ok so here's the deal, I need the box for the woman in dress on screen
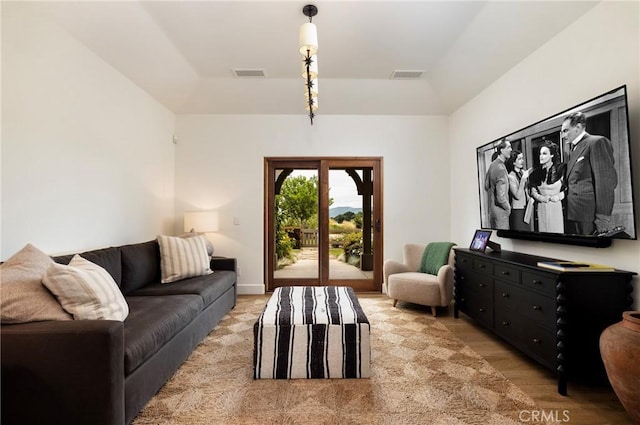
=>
[506,150,532,231]
[530,141,566,233]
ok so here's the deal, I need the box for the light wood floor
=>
[432,303,634,425]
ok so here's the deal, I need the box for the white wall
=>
[175,114,450,294]
[450,1,640,308]
[1,3,176,258]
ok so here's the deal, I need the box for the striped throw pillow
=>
[42,255,129,321]
[157,235,212,283]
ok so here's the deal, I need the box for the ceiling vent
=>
[233,69,266,78]
[390,70,424,80]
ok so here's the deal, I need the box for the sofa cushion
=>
[157,235,212,283]
[54,247,122,287]
[42,255,129,321]
[123,295,204,374]
[1,244,72,324]
[120,241,161,294]
[127,270,236,307]
[387,272,442,306]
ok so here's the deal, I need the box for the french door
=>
[264,157,383,292]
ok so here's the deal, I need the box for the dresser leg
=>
[557,373,567,396]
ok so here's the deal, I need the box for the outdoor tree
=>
[333,211,363,228]
[278,175,319,228]
[353,212,363,229]
[333,211,355,223]
[274,200,294,260]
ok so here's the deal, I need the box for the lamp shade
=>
[184,211,219,233]
[302,55,318,79]
[299,22,318,56]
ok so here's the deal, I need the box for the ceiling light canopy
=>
[299,4,318,125]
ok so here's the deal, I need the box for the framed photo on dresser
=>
[469,229,492,252]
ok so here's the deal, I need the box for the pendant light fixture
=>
[299,4,318,125]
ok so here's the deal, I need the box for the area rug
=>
[133,294,539,425]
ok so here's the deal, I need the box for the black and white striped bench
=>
[253,286,371,379]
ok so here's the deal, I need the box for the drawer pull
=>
[501,271,510,276]
[532,305,541,311]
[501,292,509,298]
[532,279,542,285]
[479,264,486,269]
[479,308,485,312]
[501,321,510,326]
[479,283,486,288]
[533,338,542,344]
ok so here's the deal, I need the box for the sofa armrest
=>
[1,320,125,425]
[210,256,237,272]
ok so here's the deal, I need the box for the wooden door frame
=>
[264,156,383,292]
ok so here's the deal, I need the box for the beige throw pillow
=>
[157,235,212,283]
[42,255,129,321]
[0,244,72,324]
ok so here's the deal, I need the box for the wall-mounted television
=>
[476,85,637,248]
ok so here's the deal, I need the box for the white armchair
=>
[383,243,456,317]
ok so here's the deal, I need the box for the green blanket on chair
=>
[419,242,456,275]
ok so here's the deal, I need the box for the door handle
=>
[375,218,381,232]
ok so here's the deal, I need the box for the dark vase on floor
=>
[600,311,640,424]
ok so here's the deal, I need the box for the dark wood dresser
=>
[453,248,636,395]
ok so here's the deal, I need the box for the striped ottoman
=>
[253,286,371,379]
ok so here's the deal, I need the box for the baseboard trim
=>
[237,284,265,295]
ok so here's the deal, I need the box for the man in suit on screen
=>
[484,138,512,229]
[561,112,617,235]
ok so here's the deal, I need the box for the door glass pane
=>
[273,168,319,279]
[328,168,374,280]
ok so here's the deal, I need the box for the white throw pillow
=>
[0,244,73,324]
[157,234,212,283]
[42,255,129,321]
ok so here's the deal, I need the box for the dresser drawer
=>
[459,295,493,329]
[494,281,518,311]
[474,258,494,274]
[465,276,494,298]
[495,309,521,343]
[455,286,493,310]
[495,281,555,330]
[520,291,556,330]
[455,268,471,288]
[522,271,556,296]
[522,324,556,369]
[455,253,474,270]
[456,268,493,291]
[494,264,520,284]
[496,309,555,369]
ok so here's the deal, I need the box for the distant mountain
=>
[329,206,362,218]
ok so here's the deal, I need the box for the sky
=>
[290,169,361,208]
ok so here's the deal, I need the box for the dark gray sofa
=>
[1,239,237,425]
